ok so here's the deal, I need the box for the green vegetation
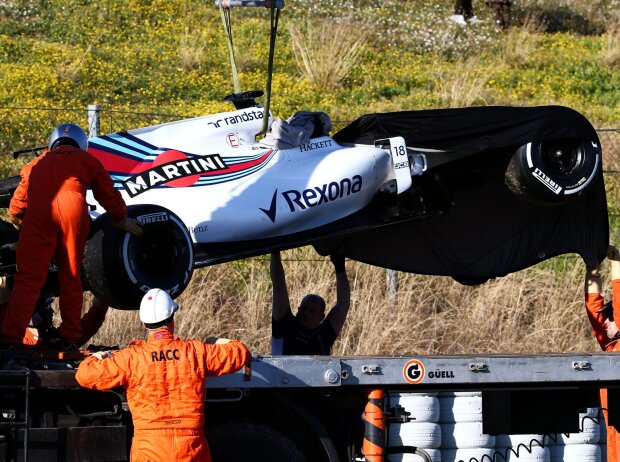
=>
[2,0,620,354]
[1,0,619,169]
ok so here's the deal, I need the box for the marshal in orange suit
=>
[0,124,142,346]
[76,289,251,461]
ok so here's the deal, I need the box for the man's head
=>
[140,288,179,329]
[296,294,326,330]
[48,123,88,151]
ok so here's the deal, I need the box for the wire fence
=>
[2,104,620,157]
[2,104,620,155]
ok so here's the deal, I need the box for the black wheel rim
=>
[539,141,584,177]
[134,228,180,282]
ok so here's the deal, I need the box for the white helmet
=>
[139,288,179,324]
[48,123,88,151]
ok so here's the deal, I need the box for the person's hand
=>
[9,215,22,230]
[330,254,346,273]
[113,217,143,236]
[609,245,620,262]
[206,337,232,345]
[585,264,603,294]
[91,350,112,360]
[605,319,620,341]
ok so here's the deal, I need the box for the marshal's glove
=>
[9,215,22,230]
[113,217,144,236]
[91,350,113,360]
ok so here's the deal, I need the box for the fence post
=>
[88,104,101,137]
[386,269,398,303]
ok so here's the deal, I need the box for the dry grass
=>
[433,56,490,108]
[179,28,209,72]
[501,14,546,68]
[178,2,210,72]
[287,18,368,90]
[54,29,104,82]
[513,0,619,35]
[600,19,620,70]
[89,249,600,356]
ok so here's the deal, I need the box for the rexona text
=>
[282,175,363,212]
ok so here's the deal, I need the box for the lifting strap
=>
[218,5,241,94]
[260,2,280,138]
[216,1,283,138]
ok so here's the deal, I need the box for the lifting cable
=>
[260,1,280,138]
[215,1,282,139]
[218,3,241,95]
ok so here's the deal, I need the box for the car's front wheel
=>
[82,204,194,309]
[504,139,600,205]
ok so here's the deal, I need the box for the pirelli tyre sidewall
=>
[83,205,194,309]
[505,139,600,204]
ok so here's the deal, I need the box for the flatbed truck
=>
[1,352,619,461]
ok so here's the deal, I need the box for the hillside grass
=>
[89,251,599,356]
[2,0,620,354]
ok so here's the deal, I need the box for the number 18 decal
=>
[403,359,425,384]
[392,145,406,156]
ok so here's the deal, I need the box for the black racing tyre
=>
[206,421,308,462]
[504,138,600,204]
[82,204,194,309]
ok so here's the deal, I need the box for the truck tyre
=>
[82,205,193,309]
[504,139,600,205]
[206,421,308,462]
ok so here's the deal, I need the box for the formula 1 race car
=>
[0,98,608,309]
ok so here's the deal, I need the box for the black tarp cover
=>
[329,106,608,282]
[333,105,598,151]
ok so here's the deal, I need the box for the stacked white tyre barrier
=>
[546,408,600,462]
[441,448,494,462]
[494,445,550,461]
[388,393,442,461]
[553,409,600,446]
[439,392,495,462]
[549,444,601,462]
[388,449,442,462]
[389,392,606,462]
[439,393,482,423]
